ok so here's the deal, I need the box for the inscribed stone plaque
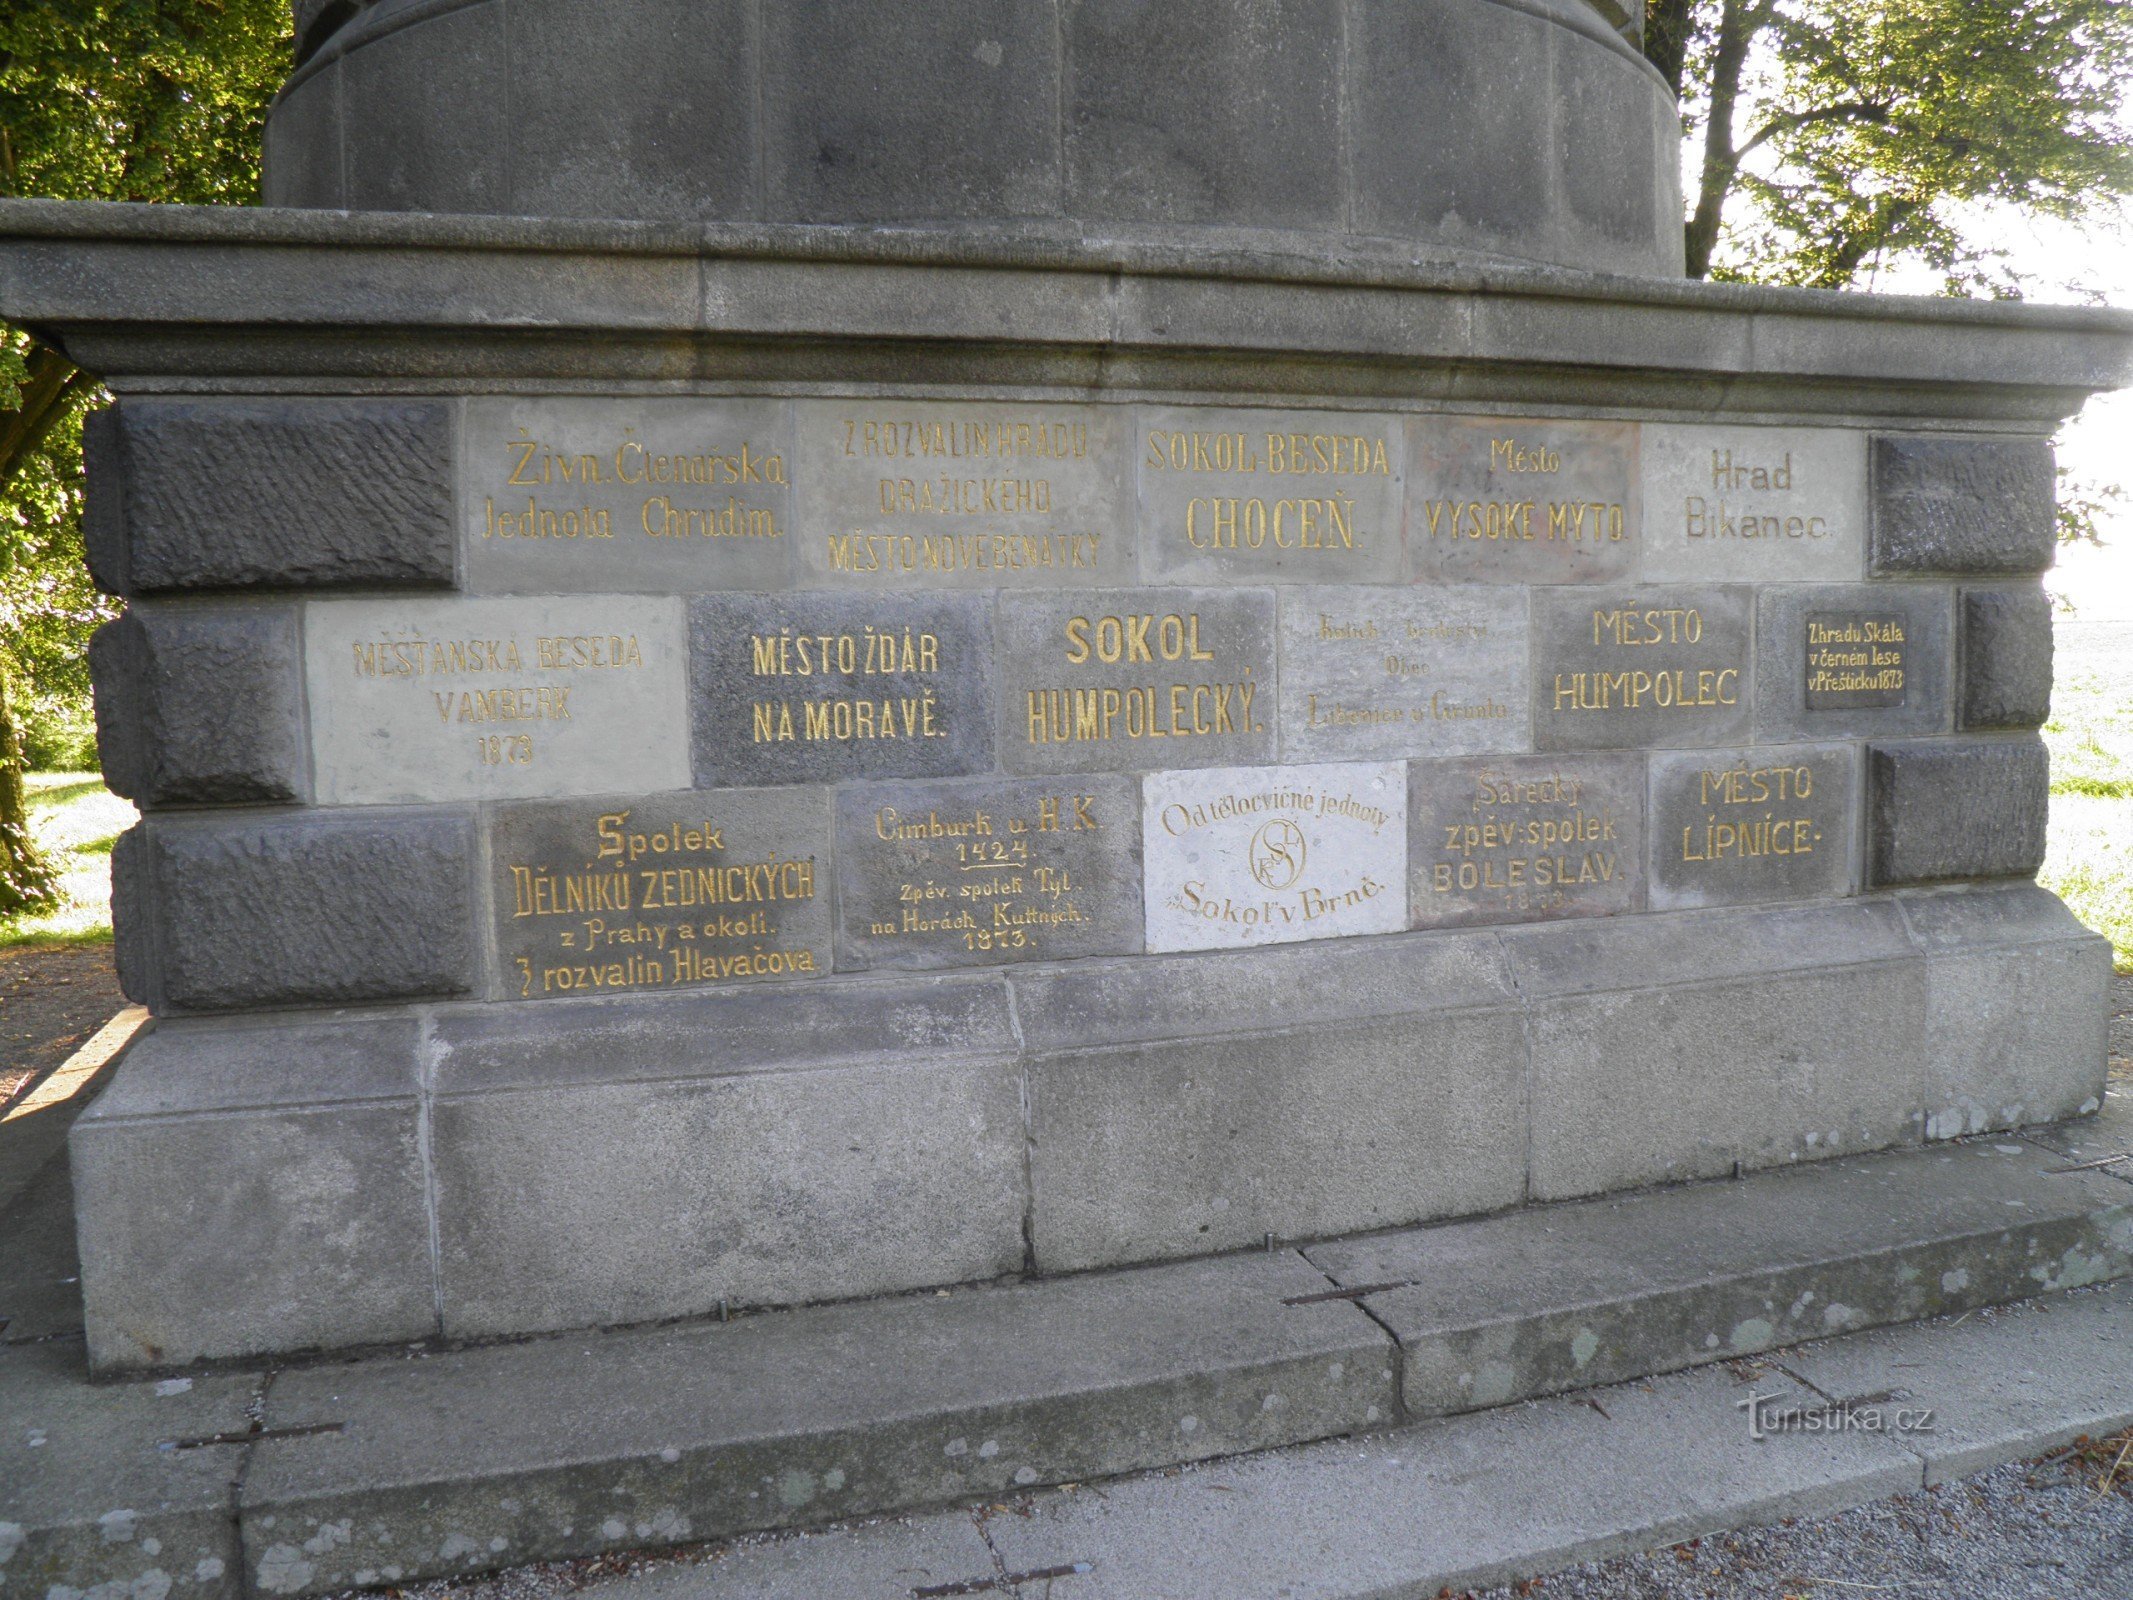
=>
[1277,586,1530,761]
[792,400,1135,588]
[1640,425,1867,582]
[1532,586,1754,751]
[1138,408,1404,584]
[690,593,994,787]
[834,775,1142,970]
[997,588,1277,774]
[1648,743,1857,910]
[462,398,795,592]
[1406,416,1639,584]
[490,788,832,1002]
[1143,762,1406,952]
[1407,754,1645,929]
[1754,583,1951,741]
[306,595,691,805]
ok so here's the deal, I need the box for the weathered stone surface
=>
[1959,583,2055,729]
[1142,761,1407,953]
[1309,1138,2133,1418]
[1137,409,1404,585]
[1063,0,1343,229]
[1647,743,1857,911]
[834,775,1142,971]
[462,397,795,592]
[69,1017,435,1370]
[488,787,834,1001]
[341,0,509,213]
[428,980,1025,1337]
[792,400,1134,588]
[1017,933,1526,1269]
[761,0,1059,223]
[237,1251,1390,1597]
[1531,585,1753,750]
[0,1340,252,1597]
[1868,735,2049,885]
[1408,753,1644,929]
[1405,416,1638,585]
[997,588,1276,773]
[307,594,692,804]
[691,591,994,786]
[1505,900,1927,1199]
[1753,582,1951,740]
[115,810,475,1013]
[1277,585,1529,761]
[0,1153,82,1345]
[1899,884,2111,1137]
[88,604,306,806]
[1871,434,2056,575]
[1640,424,1867,582]
[83,398,455,593]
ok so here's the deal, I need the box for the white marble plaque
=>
[1143,762,1407,953]
[1640,424,1867,582]
[306,595,692,804]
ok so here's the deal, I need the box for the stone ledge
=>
[3,200,2127,418]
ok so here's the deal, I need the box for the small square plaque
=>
[1803,612,1908,710]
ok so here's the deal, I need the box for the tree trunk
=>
[1683,0,1763,280]
[0,652,58,917]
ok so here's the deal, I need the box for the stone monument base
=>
[72,883,2105,1370]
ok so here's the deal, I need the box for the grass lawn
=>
[2041,658,2133,974]
[0,772,135,949]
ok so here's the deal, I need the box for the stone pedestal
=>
[0,0,2127,1373]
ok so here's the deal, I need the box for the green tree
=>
[1646,0,2133,289]
[0,1,290,909]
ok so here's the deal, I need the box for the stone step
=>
[5,1113,2130,1599]
[1308,1129,2133,1417]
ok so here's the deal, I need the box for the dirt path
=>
[0,946,125,1109]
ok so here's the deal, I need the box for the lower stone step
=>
[6,1115,2130,1599]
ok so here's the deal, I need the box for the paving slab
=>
[2024,1082,2133,1186]
[238,1252,1393,1596]
[0,1152,83,1345]
[1306,1136,2133,1415]
[0,1339,259,1600]
[586,1515,1004,1600]
[976,1365,1917,1600]
[1775,1279,2133,1484]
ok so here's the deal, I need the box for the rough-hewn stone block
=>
[85,398,456,593]
[116,810,476,1013]
[1959,584,2055,730]
[1870,435,2055,576]
[69,1016,437,1371]
[1868,736,2049,886]
[88,605,306,806]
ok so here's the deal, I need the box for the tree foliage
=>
[1647,0,2133,290]
[0,1,290,906]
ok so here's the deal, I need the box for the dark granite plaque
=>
[996,588,1277,774]
[690,592,995,786]
[1407,753,1645,928]
[490,787,833,1000]
[834,775,1143,970]
[1531,586,1754,751]
[1648,743,1856,910]
[1803,613,1908,709]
